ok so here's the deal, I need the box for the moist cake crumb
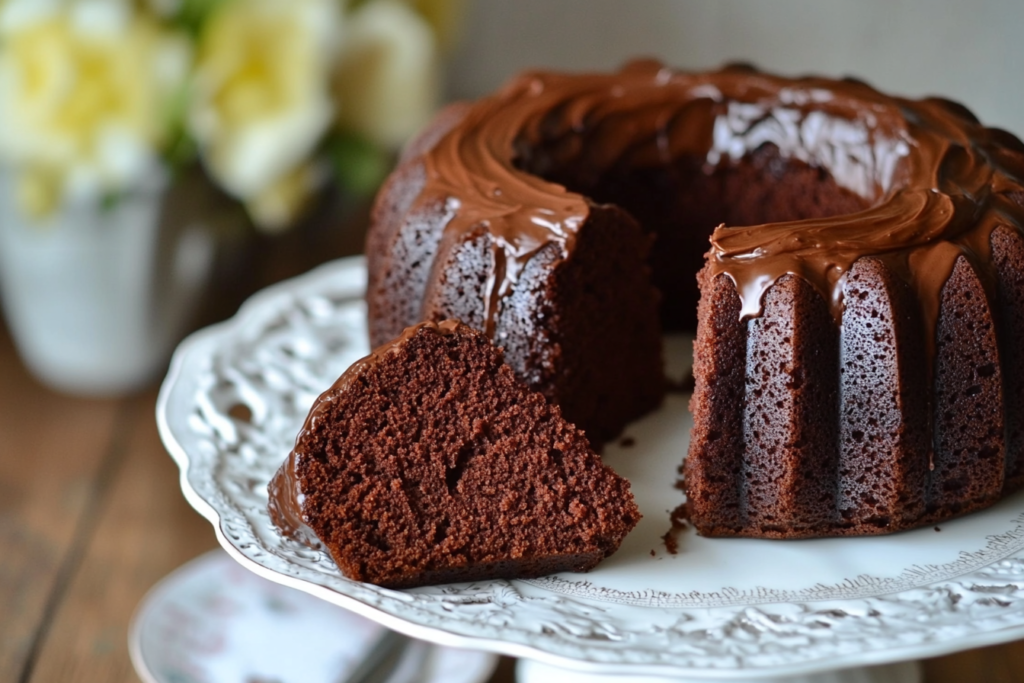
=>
[268,320,641,588]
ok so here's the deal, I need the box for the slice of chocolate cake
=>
[268,319,640,589]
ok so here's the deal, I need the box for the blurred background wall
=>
[449,0,1024,134]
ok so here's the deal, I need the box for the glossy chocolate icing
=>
[268,320,464,545]
[416,60,1024,352]
[275,65,1024,544]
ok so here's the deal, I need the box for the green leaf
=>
[328,131,393,197]
[162,78,198,173]
[100,190,122,213]
[171,0,231,37]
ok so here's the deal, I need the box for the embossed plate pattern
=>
[158,256,1024,679]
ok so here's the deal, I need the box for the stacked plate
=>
[130,550,499,683]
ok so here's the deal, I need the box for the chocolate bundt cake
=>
[268,320,640,588]
[366,61,1024,539]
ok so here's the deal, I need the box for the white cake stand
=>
[157,256,1024,682]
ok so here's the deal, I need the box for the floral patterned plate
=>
[157,256,1024,679]
[128,549,498,683]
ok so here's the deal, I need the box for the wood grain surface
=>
[0,205,1021,683]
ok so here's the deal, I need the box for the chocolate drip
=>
[414,61,1024,363]
[267,449,319,547]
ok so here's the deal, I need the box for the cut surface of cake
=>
[365,60,1024,539]
[268,320,640,588]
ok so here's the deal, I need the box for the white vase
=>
[0,168,221,395]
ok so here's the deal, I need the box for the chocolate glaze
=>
[415,60,1024,357]
[267,320,464,545]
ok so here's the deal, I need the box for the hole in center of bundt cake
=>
[516,138,871,330]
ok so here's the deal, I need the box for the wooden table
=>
[1,210,1023,683]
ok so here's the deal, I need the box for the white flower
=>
[334,0,441,149]
[188,0,340,231]
[0,0,190,217]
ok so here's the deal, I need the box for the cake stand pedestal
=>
[515,659,921,683]
[157,257,1024,683]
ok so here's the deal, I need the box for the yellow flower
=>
[334,0,440,149]
[246,162,326,233]
[0,0,190,217]
[408,0,467,55]
[189,0,339,230]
